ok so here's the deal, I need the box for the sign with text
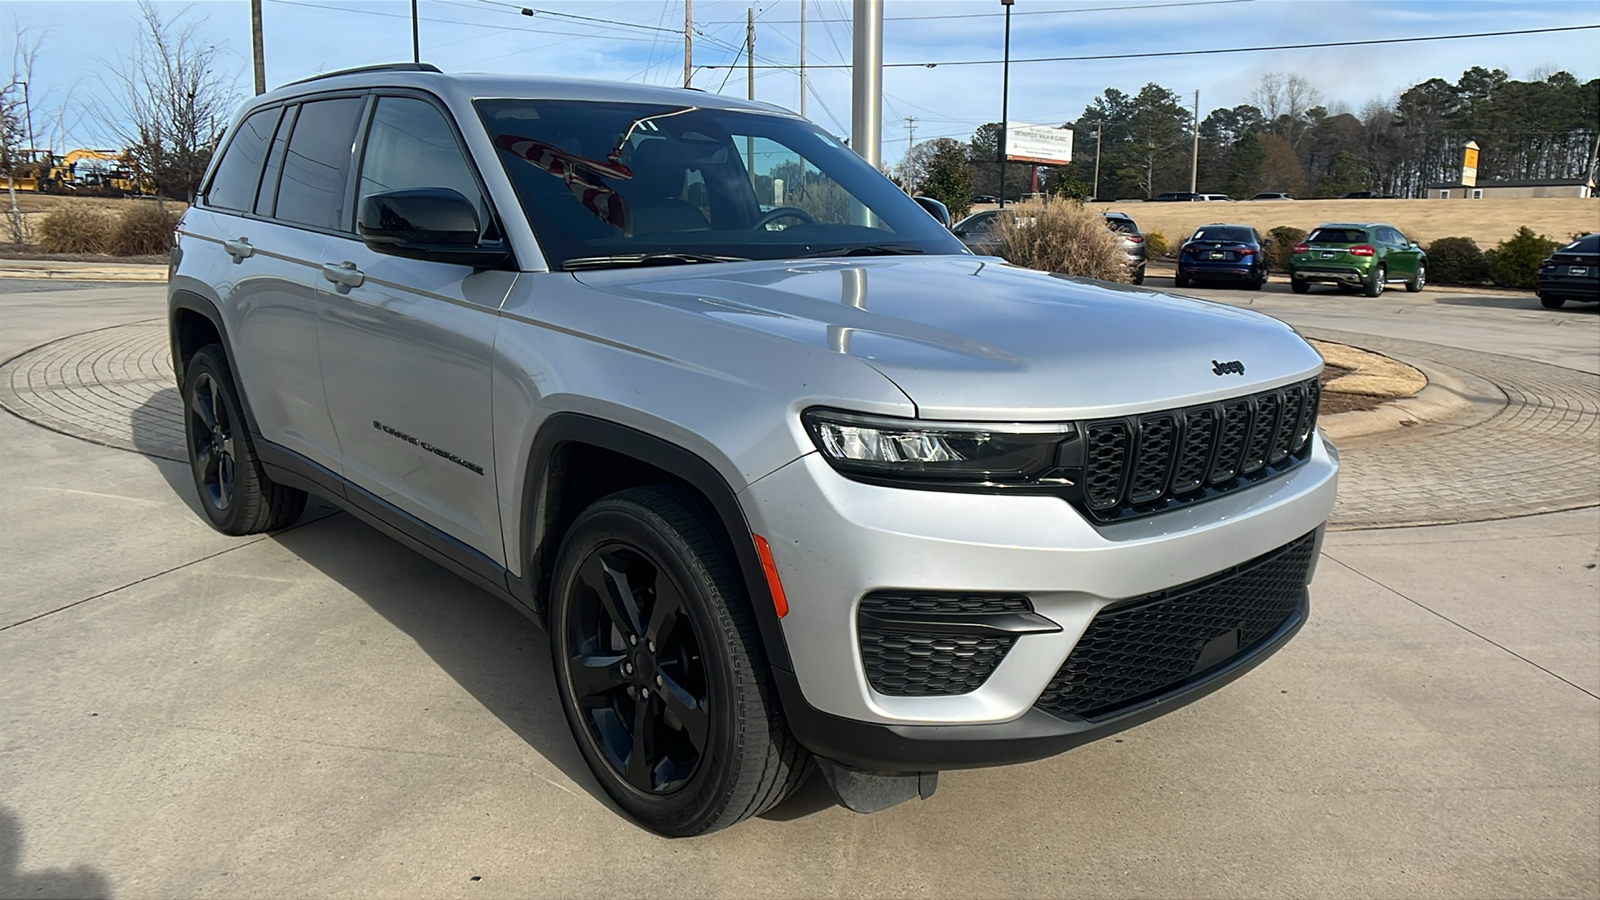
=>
[1006,123,1073,166]
[1462,141,1480,187]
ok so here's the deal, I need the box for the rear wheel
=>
[1131,265,1145,286]
[1174,272,1189,288]
[549,485,809,837]
[182,344,307,535]
[1290,278,1310,294]
[1364,264,1386,297]
[1249,270,1267,290]
[1540,293,1567,309]
[1406,261,1426,293]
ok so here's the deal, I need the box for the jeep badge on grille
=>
[1212,359,1246,376]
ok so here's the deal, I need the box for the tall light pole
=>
[683,0,692,88]
[410,0,420,62]
[998,0,1013,208]
[1189,89,1200,194]
[850,0,882,169]
[1093,125,1102,200]
[798,0,806,117]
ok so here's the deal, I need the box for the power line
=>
[473,0,684,34]
[699,0,1255,24]
[698,24,1600,70]
[266,0,669,43]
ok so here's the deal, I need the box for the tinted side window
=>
[357,96,487,233]
[206,107,280,211]
[274,97,363,230]
[254,106,296,217]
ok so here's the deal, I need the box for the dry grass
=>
[1080,197,1598,249]
[993,200,1131,281]
[109,203,181,256]
[35,206,116,254]
[2,194,188,248]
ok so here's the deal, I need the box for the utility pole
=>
[251,0,266,95]
[410,0,420,63]
[1093,126,1102,200]
[747,8,755,100]
[798,0,806,117]
[683,0,693,88]
[998,0,1013,208]
[902,117,916,191]
[1189,89,1200,193]
[850,0,882,169]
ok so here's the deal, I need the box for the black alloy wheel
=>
[189,369,237,513]
[549,485,808,836]
[181,344,307,535]
[564,542,710,795]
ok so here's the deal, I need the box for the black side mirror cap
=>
[358,188,510,268]
[912,196,952,229]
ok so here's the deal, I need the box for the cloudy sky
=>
[5,0,1597,155]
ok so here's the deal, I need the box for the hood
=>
[573,256,1322,420]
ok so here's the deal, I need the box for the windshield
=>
[1191,226,1254,243]
[475,99,965,269]
[1309,228,1368,244]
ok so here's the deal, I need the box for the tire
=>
[1540,293,1566,309]
[182,344,307,535]
[548,484,809,837]
[1249,270,1266,290]
[1131,265,1146,286]
[1174,272,1189,288]
[1406,261,1426,293]
[1290,278,1310,294]
[1364,263,1386,297]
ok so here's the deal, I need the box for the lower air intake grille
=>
[1033,531,1317,720]
[858,591,1028,696]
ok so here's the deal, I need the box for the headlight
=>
[801,408,1074,484]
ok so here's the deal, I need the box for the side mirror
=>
[1262,238,1274,247]
[358,188,509,268]
[912,196,952,229]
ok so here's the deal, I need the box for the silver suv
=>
[169,65,1338,836]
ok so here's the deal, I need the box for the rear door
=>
[315,93,515,566]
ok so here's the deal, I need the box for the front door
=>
[315,94,514,565]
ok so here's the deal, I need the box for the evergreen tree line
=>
[906,67,1598,213]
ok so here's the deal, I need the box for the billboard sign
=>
[1006,123,1073,166]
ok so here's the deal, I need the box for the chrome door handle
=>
[320,261,365,289]
[223,237,253,261]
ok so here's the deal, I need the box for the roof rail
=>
[287,62,441,86]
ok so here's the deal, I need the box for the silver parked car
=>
[952,208,1149,284]
[170,64,1338,837]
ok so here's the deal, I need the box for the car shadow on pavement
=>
[1433,293,1599,312]
[0,806,114,899]
[131,392,842,826]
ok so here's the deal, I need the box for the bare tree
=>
[2,22,45,175]
[99,1,239,200]
[1251,72,1323,148]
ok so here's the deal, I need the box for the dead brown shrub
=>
[35,206,115,254]
[992,200,1130,282]
[109,202,180,256]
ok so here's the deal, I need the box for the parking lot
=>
[2,276,1596,898]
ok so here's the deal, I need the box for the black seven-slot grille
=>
[1073,377,1320,523]
[858,592,1058,696]
[1033,531,1317,721]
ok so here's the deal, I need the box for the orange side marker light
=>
[751,534,789,618]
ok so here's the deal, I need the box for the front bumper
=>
[739,432,1338,767]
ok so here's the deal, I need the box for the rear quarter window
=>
[206,107,281,212]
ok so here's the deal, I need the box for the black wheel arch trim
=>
[780,593,1307,772]
[168,289,265,440]
[519,412,795,672]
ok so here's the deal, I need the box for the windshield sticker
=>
[494,134,634,233]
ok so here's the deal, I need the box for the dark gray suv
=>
[170,64,1337,836]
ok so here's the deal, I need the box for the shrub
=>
[1265,225,1307,273]
[1143,230,1169,259]
[1425,236,1488,285]
[36,206,115,254]
[993,200,1129,282]
[1488,226,1559,289]
[109,202,181,256]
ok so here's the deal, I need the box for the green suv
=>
[1289,223,1426,296]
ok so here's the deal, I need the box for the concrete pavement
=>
[2,282,1596,898]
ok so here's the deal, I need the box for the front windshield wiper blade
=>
[562,252,750,271]
[795,244,927,259]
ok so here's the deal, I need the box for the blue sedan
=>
[1175,224,1270,290]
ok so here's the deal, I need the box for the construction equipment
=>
[9,148,155,196]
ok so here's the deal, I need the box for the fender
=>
[168,288,265,440]
[516,412,795,672]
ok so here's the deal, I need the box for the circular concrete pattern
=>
[1,321,1596,528]
[0,321,185,462]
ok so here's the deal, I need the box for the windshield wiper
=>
[562,252,749,271]
[795,244,926,259]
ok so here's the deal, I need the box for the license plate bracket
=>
[1320,251,1335,259]
[1571,266,1589,276]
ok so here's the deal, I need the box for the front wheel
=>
[1364,263,1387,297]
[1406,262,1426,292]
[549,485,809,837]
[182,344,307,534]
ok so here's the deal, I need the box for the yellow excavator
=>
[10,148,155,196]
